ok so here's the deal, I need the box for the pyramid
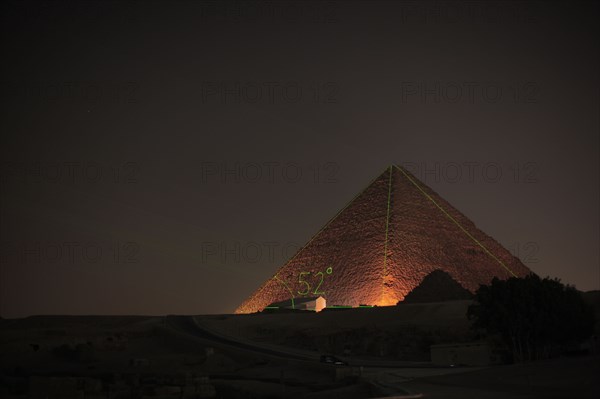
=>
[402,269,474,303]
[235,165,532,314]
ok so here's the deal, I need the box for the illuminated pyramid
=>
[235,165,532,314]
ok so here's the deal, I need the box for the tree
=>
[468,274,595,362]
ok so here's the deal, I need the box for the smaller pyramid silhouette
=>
[236,165,532,314]
[401,269,473,303]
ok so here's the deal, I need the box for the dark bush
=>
[468,274,595,362]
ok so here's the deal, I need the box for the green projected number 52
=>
[297,267,333,296]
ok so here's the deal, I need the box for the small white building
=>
[265,296,326,312]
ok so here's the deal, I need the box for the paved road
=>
[165,315,439,398]
[165,315,318,361]
[165,315,468,370]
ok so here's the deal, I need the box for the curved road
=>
[165,315,425,398]
[165,315,317,362]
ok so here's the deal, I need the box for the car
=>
[320,355,348,366]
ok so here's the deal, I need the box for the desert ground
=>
[1,300,599,398]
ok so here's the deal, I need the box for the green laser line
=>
[278,165,389,266]
[274,275,296,309]
[382,165,393,301]
[394,164,517,278]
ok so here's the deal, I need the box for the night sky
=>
[1,1,598,318]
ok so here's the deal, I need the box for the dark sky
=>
[1,1,598,318]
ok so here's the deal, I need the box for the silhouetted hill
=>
[401,269,473,304]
